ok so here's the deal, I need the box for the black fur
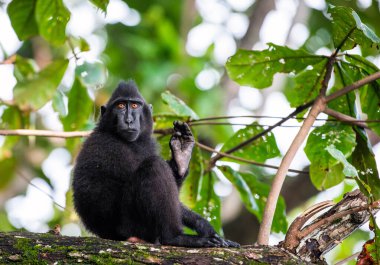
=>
[72,81,239,247]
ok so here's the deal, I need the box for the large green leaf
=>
[0,107,22,159]
[153,114,185,130]
[62,77,93,131]
[305,123,356,190]
[329,5,380,51]
[7,0,38,40]
[352,129,380,200]
[219,166,287,233]
[35,0,70,46]
[193,171,222,235]
[226,43,325,88]
[220,122,280,163]
[161,91,199,119]
[89,0,109,13]
[286,59,327,107]
[13,59,69,111]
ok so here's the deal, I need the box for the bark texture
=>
[0,231,319,265]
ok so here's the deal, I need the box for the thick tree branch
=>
[0,231,317,265]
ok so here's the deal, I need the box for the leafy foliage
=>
[226,43,325,89]
[13,59,69,111]
[220,122,280,162]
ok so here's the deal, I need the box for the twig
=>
[195,141,308,174]
[257,96,326,245]
[0,54,16,64]
[324,107,368,128]
[326,71,380,102]
[0,129,90,138]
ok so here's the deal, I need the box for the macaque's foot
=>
[210,234,240,248]
[170,121,195,176]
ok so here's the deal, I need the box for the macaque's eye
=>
[117,103,126,109]
[131,103,139,109]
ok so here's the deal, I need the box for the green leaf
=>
[343,56,380,136]
[305,123,356,190]
[286,59,327,107]
[193,172,222,235]
[326,145,358,177]
[62,78,93,131]
[157,135,171,161]
[52,90,67,116]
[327,64,356,116]
[13,59,69,111]
[220,122,280,163]
[180,145,204,209]
[0,157,17,190]
[219,166,287,233]
[89,0,109,13]
[352,129,380,200]
[13,55,38,83]
[7,0,38,40]
[161,91,199,119]
[226,43,325,88]
[35,0,71,46]
[329,5,380,51]
[75,61,107,88]
[310,163,344,190]
[153,114,186,130]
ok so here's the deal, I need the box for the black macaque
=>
[72,81,239,248]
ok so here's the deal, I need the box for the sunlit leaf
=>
[35,0,71,46]
[62,77,93,131]
[305,123,356,190]
[7,0,38,40]
[161,91,199,119]
[286,59,327,107]
[89,0,109,13]
[193,171,222,235]
[154,114,183,130]
[352,129,380,200]
[220,166,287,233]
[75,61,107,89]
[226,43,325,88]
[329,5,380,51]
[13,59,69,111]
[220,122,280,163]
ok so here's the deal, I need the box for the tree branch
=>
[0,231,317,265]
[257,96,326,245]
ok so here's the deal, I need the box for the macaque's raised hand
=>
[170,121,195,177]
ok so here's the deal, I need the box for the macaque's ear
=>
[101,105,107,116]
[149,104,153,113]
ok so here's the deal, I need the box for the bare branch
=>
[324,108,368,128]
[257,96,326,245]
[326,71,380,102]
